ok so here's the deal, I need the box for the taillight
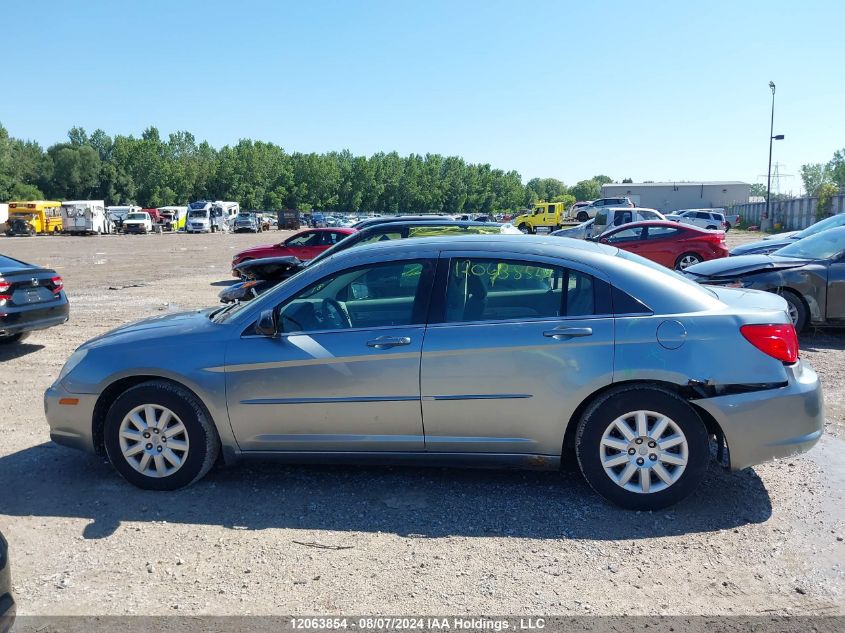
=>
[51,276,64,294]
[0,280,10,301]
[740,324,799,363]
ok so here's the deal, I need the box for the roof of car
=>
[297,227,356,234]
[352,214,454,228]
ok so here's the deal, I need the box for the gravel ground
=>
[0,229,843,616]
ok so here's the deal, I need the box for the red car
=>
[231,227,355,275]
[596,220,728,270]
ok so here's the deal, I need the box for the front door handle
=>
[543,326,593,340]
[367,336,412,349]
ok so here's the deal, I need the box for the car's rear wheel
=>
[0,332,29,345]
[575,385,709,510]
[518,223,532,234]
[779,290,808,332]
[724,222,732,231]
[576,211,589,222]
[104,380,220,490]
[675,252,702,270]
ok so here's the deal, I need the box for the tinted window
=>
[605,227,644,243]
[695,212,711,220]
[595,210,608,226]
[646,226,680,239]
[278,260,431,332]
[444,258,596,322]
[287,231,321,246]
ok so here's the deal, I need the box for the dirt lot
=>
[1,229,843,616]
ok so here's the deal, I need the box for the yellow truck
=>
[511,201,570,234]
[6,201,63,235]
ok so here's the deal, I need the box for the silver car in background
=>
[44,236,823,510]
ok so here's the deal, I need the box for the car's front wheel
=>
[104,380,220,490]
[576,211,589,222]
[575,386,709,510]
[779,289,808,332]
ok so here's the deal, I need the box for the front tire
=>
[575,385,709,510]
[518,223,532,234]
[104,380,220,490]
[779,289,808,332]
[576,211,589,222]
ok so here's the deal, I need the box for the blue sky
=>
[2,0,844,193]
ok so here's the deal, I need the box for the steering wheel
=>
[321,298,352,329]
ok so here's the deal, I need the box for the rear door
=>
[641,225,684,267]
[419,252,614,456]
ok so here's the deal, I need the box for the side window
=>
[696,212,710,220]
[287,231,319,246]
[605,227,644,243]
[595,210,608,226]
[358,230,403,245]
[277,260,432,332]
[443,258,597,323]
[645,226,680,240]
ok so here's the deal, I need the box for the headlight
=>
[58,348,88,381]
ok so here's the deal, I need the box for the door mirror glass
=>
[255,309,277,337]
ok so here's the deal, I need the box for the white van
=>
[186,201,213,233]
[211,201,240,232]
[592,207,665,236]
[61,200,108,234]
[107,205,142,233]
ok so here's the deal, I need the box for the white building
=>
[601,181,751,214]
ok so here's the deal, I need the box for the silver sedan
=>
[45,235,823,510]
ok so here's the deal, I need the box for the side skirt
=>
[235,451,561,471]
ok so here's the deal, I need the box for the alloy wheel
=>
[118,404,190,478]
[677,254,701,270]
[599,410,688,494]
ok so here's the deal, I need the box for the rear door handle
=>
[367,336,412,349]
[543,327,593,340]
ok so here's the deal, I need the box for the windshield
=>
[774,227,845,260]
[188,210,208,218]
[795,213,845,239]
[126,213,146,220]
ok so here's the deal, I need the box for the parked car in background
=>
[46,234,822,510]
[594,220,728,270]
[685,226,845,331]
[231,227,355,273]
[223,220,522,302]
[0,530,14,633]
[107,206,142,233]
[551,219,595,240]
[569,201,592,220]
[351,215,452,230]
[123,211,154,234]
[593,207,665,236]
[730,212,845,256]
[575,197,634,222]
[0,254,69,344]
[665,209,729,231]
[233,212,263,233]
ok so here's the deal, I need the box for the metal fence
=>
[731,194,845,230]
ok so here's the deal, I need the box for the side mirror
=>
[255,309,277,337]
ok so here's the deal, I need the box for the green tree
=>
[817,182,839,220]
[570,179,601,201]
[592,175,613,185]
[828,149,845,191]
[799,163,832,196]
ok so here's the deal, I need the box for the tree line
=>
[0,123,623,215]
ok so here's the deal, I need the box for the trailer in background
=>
[61,200,108,234]
[158,206,187,231]
[277,209,301,230]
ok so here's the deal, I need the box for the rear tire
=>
[724,222,732,232]
[104,380,220,490]
[675,252,702,270]
[518,223,532,234]
[575,385,709,510]
[0,332,29,345]
[778,289,808,332]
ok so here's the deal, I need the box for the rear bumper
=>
[0,296,69,336]
[694,360,824,470]
[44,383,99,454]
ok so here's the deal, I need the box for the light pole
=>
[765,81,784,226]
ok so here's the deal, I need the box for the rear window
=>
[614,248,716,297]
[0,255,29,271]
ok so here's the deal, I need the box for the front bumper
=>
[694,359,824,470]
[44,382,99,454]
[124,224,148,234]
[0,295,69,336]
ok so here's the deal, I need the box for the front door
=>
[826,258,845,321]
[226,259,435,452]
[420,256,614,456]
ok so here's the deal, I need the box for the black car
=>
[4,218,36,237]
[0,531,15,633]
[686,226,845,331]
[0,254,69,344]
[220,220,510,303]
